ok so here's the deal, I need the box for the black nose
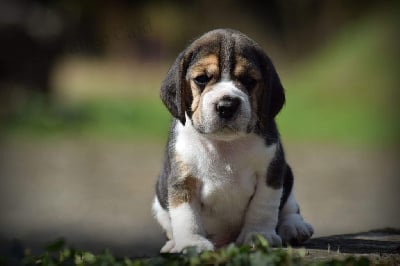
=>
[216,96,241,119]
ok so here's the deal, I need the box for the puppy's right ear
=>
[160,51,191,125]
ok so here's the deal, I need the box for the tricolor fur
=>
[152,29,313,252]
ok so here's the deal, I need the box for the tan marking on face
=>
[189,54,219,79]
[233,56,250,77]
[190,82,217,127]
[233,56,263,121]
[169,175,199,208]
[188,54,220,127]
[191,90,202,127]
[233,56,262,83]
[190,81,201,113]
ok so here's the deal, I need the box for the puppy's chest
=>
[175,132,274,208]
[198,157,256,208]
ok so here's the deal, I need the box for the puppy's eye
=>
[239,76,257,91]
[194,75,211,86]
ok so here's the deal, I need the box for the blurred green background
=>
[0,0,399,258]
[1,0,398,146]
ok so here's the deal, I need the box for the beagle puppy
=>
[152,29,313,253]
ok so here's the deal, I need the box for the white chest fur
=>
[174,121,277,245]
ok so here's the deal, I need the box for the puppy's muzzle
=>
[215,96,241,120]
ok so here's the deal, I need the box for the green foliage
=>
[277,11,399,147]
[19,236,372,266]
[2,10,398,147]
[1,96,170,141]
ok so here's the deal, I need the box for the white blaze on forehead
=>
[203,81,247,104]
[221,72,230,81]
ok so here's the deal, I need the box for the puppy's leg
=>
[277,191,314,245]
[152,197,173,239]
[236,175,283,247]
[168,176,214,252]
[152,197,175,252]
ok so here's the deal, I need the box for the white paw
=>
[170,235,214,253]
[160,239,175,253]
[278,214,314,245]
[236,229,282,247]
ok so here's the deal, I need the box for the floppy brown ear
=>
[160,51,192,125]
[258,54,285,129]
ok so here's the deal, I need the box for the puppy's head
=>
[161,29,285,140]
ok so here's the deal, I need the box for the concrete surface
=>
[0,139,399,257]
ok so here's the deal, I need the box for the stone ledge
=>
[295,229,400,264]
[303,228,400,254]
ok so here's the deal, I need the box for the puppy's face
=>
[187,53,261,139]
[161,29,285,140]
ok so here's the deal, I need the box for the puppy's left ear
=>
[266,61,285,119]
[160,51,192,125]
[258,54,285,128]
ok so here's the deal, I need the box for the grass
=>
[13,236,373,266]
[1,96,171,141]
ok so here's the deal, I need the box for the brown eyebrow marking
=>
[188,54,219,121]
[189,54,219,77]
[233,56,261,79]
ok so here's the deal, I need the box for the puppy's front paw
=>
[171,235,214,253]
[278,214,314,245]
[236,230,282,247]
[160,239,175,253]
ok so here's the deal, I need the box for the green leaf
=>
[82,251,96,264]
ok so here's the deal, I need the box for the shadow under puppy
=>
[152,29,313,253]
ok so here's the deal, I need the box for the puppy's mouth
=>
[201,121,252,141]
[190,108,256,138]
[220,123,241,132]
[215,126,237,136]
[193,122,238,134]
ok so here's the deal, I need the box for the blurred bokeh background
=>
[0,0,399,258]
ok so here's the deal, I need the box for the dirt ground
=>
[0,139,399,257]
